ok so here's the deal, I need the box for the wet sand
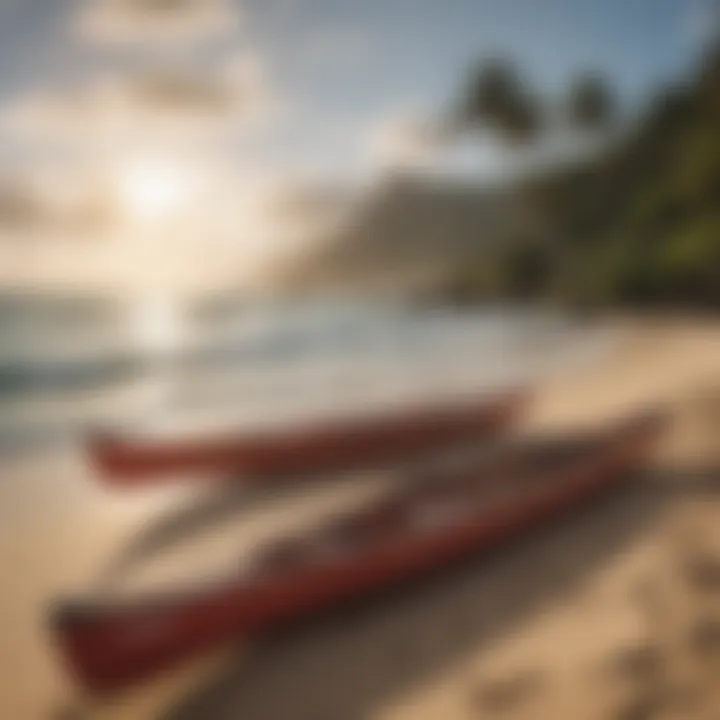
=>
[3,317,720,719]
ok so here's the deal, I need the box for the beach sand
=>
[3,317,720,720]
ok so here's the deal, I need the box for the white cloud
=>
[0,52,275,153]
[75,0,240,47]
[0,169,122,237]
[369,113,446,171]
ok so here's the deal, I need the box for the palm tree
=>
[566,73,615,131]
[457,59,540,144]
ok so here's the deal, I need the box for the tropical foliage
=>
[447,44,720,308]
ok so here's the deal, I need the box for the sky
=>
[0,0,712,294]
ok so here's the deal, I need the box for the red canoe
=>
[89,389,528,487]
[54,410,665,695]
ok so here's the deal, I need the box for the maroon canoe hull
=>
[54,412,665,696]
[89,390,529,487]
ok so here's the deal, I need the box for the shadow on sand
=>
[146,470,682,720]
[94,467,396,589]
[94,481,259,586]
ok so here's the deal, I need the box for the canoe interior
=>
[250,428,645,580]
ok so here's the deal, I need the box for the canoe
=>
[53,410,665,695]
[88,389,528,487]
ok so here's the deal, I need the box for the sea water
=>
[0,294,617,453]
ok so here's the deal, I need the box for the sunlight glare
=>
[131,295,183,354]
[119,159,196,222]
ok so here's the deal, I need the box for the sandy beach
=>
[3,317,720,720]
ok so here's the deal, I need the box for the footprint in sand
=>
[681,553,720,595]
[603,642,665,684]
[612,686,667,720]
[688,616,720,662]
[469,667,545,715]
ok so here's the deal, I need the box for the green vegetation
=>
[446,45,720,309]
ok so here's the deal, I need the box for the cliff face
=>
[278,176,519,297]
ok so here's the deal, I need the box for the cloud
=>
[122,54,272,124]
[0,53,274,152]
[0,180,50,231]
[0,172,120,236]
[369,113,447,171]
[74,0,240,46]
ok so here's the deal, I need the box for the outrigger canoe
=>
[89,389,528,487]
[54,410,665,695]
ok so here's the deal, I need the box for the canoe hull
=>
[55,412,665,695]
[89,390,528,486]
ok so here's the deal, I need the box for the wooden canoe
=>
[54,410,666,695]
[88,389,528,487]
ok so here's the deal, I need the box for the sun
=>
[118,158,196,222]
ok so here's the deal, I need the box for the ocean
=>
[0,294,616,453]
